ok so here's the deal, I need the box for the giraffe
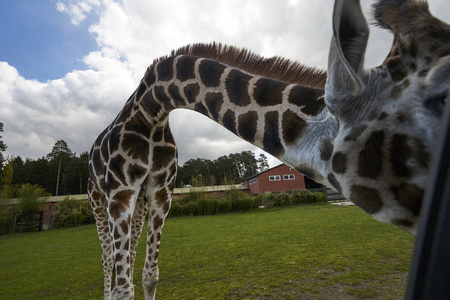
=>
[88,0,449,299]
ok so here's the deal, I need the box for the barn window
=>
[269,175,281,181]
[283,174,295,180]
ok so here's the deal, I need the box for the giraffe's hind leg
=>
[129,191,149,281]
[142,167,176,300]
[88,179,114,300]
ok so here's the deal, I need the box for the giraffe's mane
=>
[154,43,327,89]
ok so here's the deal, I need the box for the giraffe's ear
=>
[326,0,369,106]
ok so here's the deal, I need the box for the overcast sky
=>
[0,0,448,167]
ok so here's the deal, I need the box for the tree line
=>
[0,123,270,198]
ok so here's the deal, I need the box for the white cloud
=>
[1,0,448,168]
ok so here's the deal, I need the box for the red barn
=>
[240,164,314,194]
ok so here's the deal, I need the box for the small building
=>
[173,184,249,199]
[240,164,322,195]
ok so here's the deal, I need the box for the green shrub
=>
[0,207,15,235]
[53,197,94,228]
[169,201,184,218]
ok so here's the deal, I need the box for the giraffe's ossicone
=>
[88,0,450,299]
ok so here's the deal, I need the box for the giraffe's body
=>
[88,0,450,299]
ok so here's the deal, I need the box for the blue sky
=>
[0,1,98,81]
[0,0,448,167]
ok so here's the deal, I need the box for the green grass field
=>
[0,204,414,299]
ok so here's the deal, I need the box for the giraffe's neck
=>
[122,50,337,186]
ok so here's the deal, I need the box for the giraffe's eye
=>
[424,91,447,116]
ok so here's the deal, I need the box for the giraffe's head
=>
[324,0,449,234]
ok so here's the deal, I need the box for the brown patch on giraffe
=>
[153,172,167,187]
[176,55,197,81]
[319,138,334,161]
[194,102,208,116]
[253,78,286,106]
[157,55,175,81]
[344,124,368,142]
[390,134,430,178]
[199,59,226,87]
[385,58,408,82]
[378,112,388,120]
[163,124,175,144]
[141,91,160,119]
[327,173,342,192]
[237,111,258,142]
[152,127,163,143]
[123,238,129,251]
[263,111,284,157]
[226,69,252,106]
[120,216,130,235]
[153,86,172,111]
[144,65,156,87]
[109,156,127,185]
[153,215,164,231]
[289,86,325,116]
[110,189,135,220]
[350,185,383,214]
[222,110,237,135]
[114,226,121,240]
[117,278,127,286]
[391,183,423,215]
[332,152,347,174]
[358,131,384,179]
[92,150,104,177]
[389,79,410,99]
[183,83,200,103]
[205,92,224,121]
[151,146,176,172]
[168,83,185,107]
[282,110,307,145]
[154,188,168,208]
[122,133,150,165]
[127,164,147,184]
[135,82,147,102]
[124,111,152,139]
[109,126,122,154]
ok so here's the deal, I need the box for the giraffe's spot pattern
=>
[176,56,197,81]
[141,91,160,119]
[263,111,284,157]
[109,126,122,154]
[358,131,384,179]
[289,86,325,116]
[391,183,423,215]
[350,185,383,214]
[205,92,224,121]
[120,216,130,235]
[390,134,430,178]
[92,149,104,177]
[184,83,200,103]
[222,110,237,135]
[153,86,172,111]
[238,111,258,142]
[144,65,156,86]
[153,215,163,231]
[332,152,347,174]
[389,79,410,99]
[226,69,252,106]
[319,138,333,161]
[199,59,226,87]
[122,133,150,165]
[282,110,307,145]
[168,83,185,107]
[344,124,368,142]
[127,164,147,185]
[109,155,127,185]
[385,57,408,82]
[124,112,152,139]
[136,82,147,102]
[327,173,342,192]
[151,146,176,172]
[157,56,175,81]
[253,78,286,106]
[110,189,134,220]
[194,102,208,116]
